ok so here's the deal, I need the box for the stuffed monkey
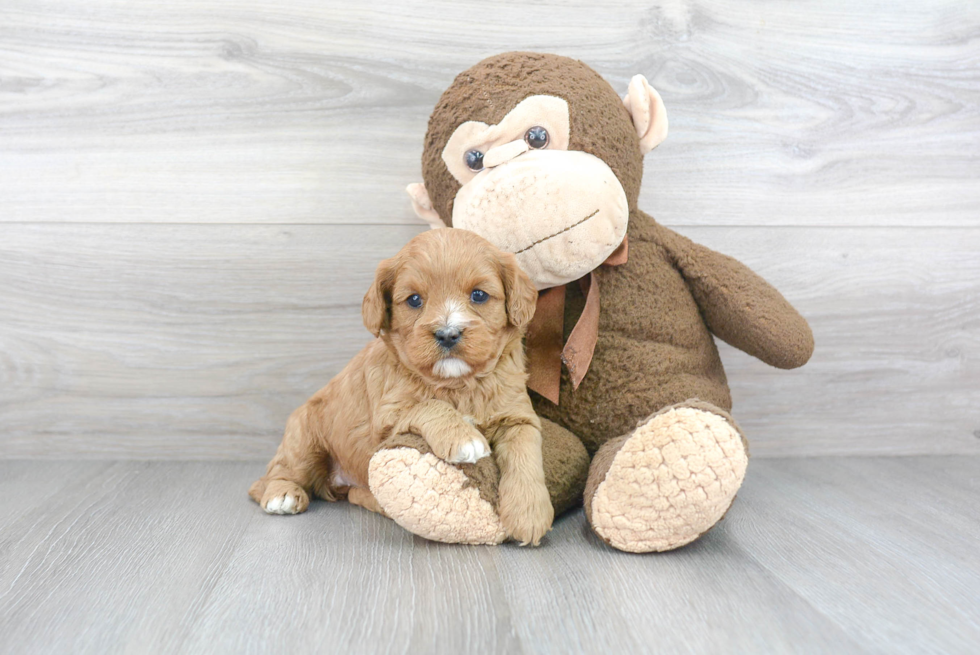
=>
[368,53,813,552]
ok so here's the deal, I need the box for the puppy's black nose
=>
[434,327,462,349]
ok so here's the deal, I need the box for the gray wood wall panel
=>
[1,0,978,458]
[2,223,978,458]
[1,0,977,227]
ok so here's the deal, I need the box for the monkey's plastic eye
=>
[464,149,484,171]
[406,294,423,309]
[525,126,549,149]
[470,289,489,304]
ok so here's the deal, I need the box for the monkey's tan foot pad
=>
[585,403,748,553]
[368,436,506,545]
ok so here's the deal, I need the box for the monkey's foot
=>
[368,433,507,545]
[584,400,748,553]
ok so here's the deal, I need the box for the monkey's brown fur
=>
[374,52,813,550]
[422,53,644,233]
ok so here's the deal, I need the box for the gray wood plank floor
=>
[1,457,977,654]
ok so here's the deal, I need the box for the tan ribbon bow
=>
[525,237,629,404]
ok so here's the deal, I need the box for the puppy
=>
[248,228,554,545]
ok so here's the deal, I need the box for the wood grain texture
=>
[729,456,980,653]
[0,458,977,654]
[2,223,979,458]
[0,0,977,226]
[695,226,980,457]
[0,462,257,655]
[2,1,978,458]
[0,223,423,458]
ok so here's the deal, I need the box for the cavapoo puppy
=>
[249,228,554,545]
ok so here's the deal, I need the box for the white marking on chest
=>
[331,468,358,488]
[433,357,473,378]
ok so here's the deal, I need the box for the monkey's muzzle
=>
[452,149,629,290]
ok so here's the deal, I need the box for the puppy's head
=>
[362,229,537,383]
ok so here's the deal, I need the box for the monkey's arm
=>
[653,223,814,369]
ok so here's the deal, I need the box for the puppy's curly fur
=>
[249,229,554,546]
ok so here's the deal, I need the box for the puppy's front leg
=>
[393,399,490,464]
[492,422,554,546]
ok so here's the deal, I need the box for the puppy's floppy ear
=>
[497,251,538,329]
[362,256,399,337]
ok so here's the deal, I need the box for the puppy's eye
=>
[406,294,423,309]
[524,126,549,149]
[464,149,484,172]
[470,289,489,304]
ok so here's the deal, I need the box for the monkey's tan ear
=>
[406,183,446,229]
[498,251,538,329]
[362,257,398,337]
[622,74,668,154]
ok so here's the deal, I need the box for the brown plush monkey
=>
[367,52,813,552]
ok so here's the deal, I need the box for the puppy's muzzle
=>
[434,327,463,350]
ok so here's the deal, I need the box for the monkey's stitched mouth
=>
[514,209,600,254]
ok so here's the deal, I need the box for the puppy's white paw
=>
[257,480,309,515]
[449,438,491,464]
[264,492,301,515]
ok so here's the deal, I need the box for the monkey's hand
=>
[655,221,814,369]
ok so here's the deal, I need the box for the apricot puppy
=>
[248,228,553,545]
